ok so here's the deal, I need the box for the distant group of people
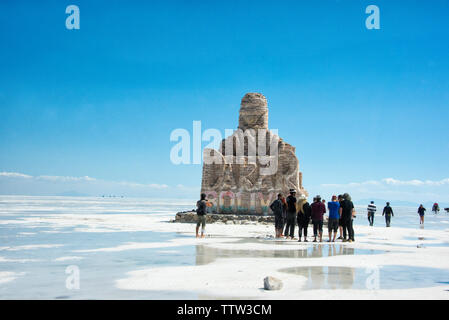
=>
[367,201,442,227]
[270,189,356,242]
[417,203,442,225]
[195,191,444,239]
[365,201,394,227]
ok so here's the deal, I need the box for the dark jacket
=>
[298,202,311,224]
[311,201,326,221]
[270,199,283,217]
[340,199,354,221]
[383,206,394,216]
[286,195,297,214]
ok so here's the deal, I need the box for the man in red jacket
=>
[311,195,326,242]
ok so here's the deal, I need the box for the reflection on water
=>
[280,265,449,290]
[404,236,437,241]
[280,266,356,289]
[195,243,382,265]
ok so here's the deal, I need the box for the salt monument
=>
[201,93,307,214]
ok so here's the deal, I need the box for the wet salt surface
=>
[0,196,198,299]
[363,240,449,248]
[0,228,197,299]
[1,196,449,299]
[279,265,449,290]
[195,240,386,265]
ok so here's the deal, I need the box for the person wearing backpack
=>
[270,193,285,239]
[196,193,209,238]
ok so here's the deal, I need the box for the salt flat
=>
[0,195,448,299]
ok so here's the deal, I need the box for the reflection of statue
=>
[201,93,308,214]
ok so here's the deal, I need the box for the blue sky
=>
[1,0,449,202]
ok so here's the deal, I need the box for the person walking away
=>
[382,202,394,227]
[270,194,284,238]
[196,193,209,238]
[297,199,311,242]
[418,204,426,225]
[327,195,340,242]
[284,189,297,240]
[339,193,355,242]
[311,195,326,242]
[367,201,377,226]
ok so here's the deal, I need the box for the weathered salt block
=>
[201,93,308,214]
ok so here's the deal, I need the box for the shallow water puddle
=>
[195,243,384,265]
[279,265,449,290]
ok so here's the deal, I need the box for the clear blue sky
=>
[1,0,448,201]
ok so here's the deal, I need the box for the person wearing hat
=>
[284,189,298,240]
[311,195,326,242]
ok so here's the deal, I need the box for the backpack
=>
[196,200,207,216]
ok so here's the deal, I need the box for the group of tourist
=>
[270,189,356,242]
[195,191,443,239]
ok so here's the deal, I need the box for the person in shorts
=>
[327,195,340,242]
[418,204,426,225]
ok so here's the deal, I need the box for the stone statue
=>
[201,93,307,214]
